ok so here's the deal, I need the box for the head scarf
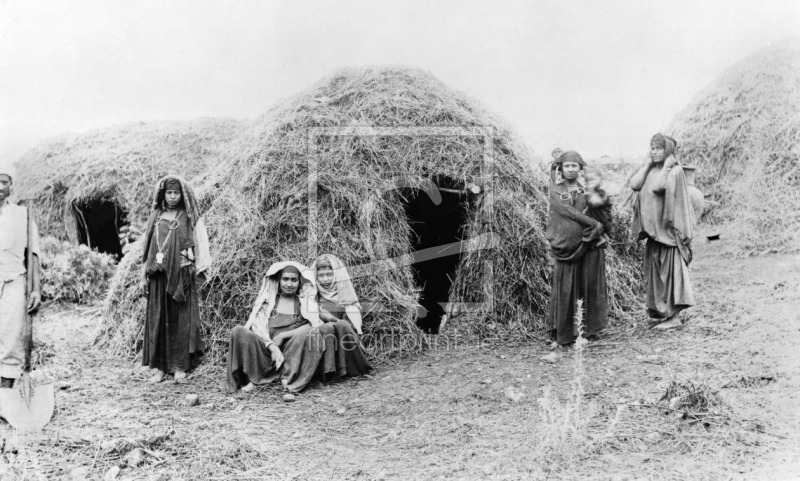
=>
[651,133,677,159]
[243,260,321,334]
[555,150,587,168]
[549,150,587,185]
[310,254,361,309]
[280,265,301,278]
[150,175,201,227]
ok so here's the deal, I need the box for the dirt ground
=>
[1,239,799,480]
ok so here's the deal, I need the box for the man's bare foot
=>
[174,370,187,382]
[241,382,255,392]
[654,315,682,330]
[148,370,166,383]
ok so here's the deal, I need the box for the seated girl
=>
[310,254,371,380]
[225,261,324,393]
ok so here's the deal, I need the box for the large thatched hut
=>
[668,38,800,252]
[14,118,244,258]
[101,67,642,362]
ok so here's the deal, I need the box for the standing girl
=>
[141,176,211,383]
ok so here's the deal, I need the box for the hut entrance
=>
[401,176,476,334]
[71,198,128,259]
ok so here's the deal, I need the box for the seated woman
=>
[310,254,371,379]
[226,261,324,393]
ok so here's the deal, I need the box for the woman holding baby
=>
[545,151,612,346]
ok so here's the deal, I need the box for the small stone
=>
[103,466,121,481]
[123,448,146,467]
[336,407,346,414]
[541,353,558,364]
[100,439,118,451]
[504,386,525,402]
[184,394,200,407]
[70,467,90,481]
[499,355,506,359]
[480,378,492,385]
[645,432,661,443]
[283,393,296,403]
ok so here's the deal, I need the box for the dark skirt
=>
[549,248,608,345]
[226,324,327,393]
[143,267,202,372]
[645,238,695,318]
[316,320,372,380]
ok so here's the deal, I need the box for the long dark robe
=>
[143,211,202,372]
[315,298,371,379]
[546,183,609,344]
[226,297,326,393]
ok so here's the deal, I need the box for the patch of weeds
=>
[530,300,616,468]
[658,380,730,428]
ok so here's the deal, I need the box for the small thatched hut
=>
[14,118,244,258]
[101,67,642,362]
[668,38,800,252]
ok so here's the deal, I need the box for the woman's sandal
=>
[148,370,166,384]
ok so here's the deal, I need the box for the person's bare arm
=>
[650,156,677,194]
[629,159,652,191]
[28,254,41,313]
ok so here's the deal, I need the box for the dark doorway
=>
[72,198,128,259]
[401,176,475,333]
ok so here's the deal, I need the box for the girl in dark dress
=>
[141,176,211,383]
[310,254,371,379]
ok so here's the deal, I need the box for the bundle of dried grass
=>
[668,38,800,252]
[14,118,244,240]
[100,67,643,362]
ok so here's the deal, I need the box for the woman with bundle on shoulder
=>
[629,133,695,329]
[309,254,371,380]
[141,175,212,384]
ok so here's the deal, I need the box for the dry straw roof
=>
[668,38,800,252]
[101,67,642,362]
[14,118,245,239]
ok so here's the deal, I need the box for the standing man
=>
[0,167,42,388]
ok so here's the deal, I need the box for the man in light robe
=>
[0,168,42,388]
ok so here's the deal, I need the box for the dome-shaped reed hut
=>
[14,118,244,258]
[668,38,800,252]
[100,67,642,362]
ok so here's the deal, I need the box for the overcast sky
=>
[1,0,799,167]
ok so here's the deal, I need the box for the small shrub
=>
[39,237,117,304]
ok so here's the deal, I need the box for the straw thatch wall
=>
[100,67,643,362]
[668,38,800,252]
[14,118,245,241]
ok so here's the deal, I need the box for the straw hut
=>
[14,118,244,258]
[668,38,800,251]
[101,67,642,362]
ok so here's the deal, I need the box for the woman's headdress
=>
[310,254,361,309]
[151,175,201,227]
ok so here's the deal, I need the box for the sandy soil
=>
[1,239,798,480]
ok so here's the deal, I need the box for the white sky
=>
[1,0,799,166]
